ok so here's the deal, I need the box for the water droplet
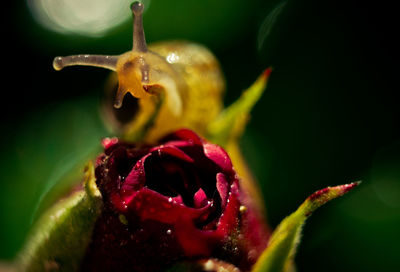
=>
[166,229,172,235]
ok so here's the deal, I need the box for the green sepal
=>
[207,68,272,147]
[252,182,361,272]
[17,161,102,272]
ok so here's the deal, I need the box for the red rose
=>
[81,129,270,271]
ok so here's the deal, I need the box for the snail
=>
[53,1,225,142]
[53,1,270,210]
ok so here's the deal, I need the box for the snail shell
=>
[53,2,225,142]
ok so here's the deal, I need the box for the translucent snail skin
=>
[53,2,225,143]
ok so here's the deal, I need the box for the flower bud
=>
[81,129,270,271]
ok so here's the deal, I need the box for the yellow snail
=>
[53,1,225,143]
[53,1,270,211]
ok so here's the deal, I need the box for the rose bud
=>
[80,129,270,271]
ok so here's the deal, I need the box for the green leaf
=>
[252,182,361,272]
[16,162,102,272]
[207,69,271,147]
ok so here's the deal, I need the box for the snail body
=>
[147,41,225,139]
[53,2,225,142]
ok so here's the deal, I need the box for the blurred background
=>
[1,0,399,271]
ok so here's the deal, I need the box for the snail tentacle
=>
[131,1,147,53]
[53,55,119,71]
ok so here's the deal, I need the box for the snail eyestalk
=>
[131,1,147,52]
[53,55,118,71]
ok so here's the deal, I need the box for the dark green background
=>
[1,0,399,271]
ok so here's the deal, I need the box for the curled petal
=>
[216,173,229,207]
[150,145,194,163]
[203,143,233,174]
[169,129,203,146]
[216,181,240,236]
[122,154,151,192]
[127,188,212,224]
[194,188,209,208]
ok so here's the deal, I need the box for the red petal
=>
[216,180,240,236]
[122,153,151,192]
[150,145,194,163]
[101,137,119,149]
[194,188,208,208]
[216,173,229,208]
[163,140,195,148]
[111,192,129,212]
[170,129,203,146]
[172,195,184,204]
[174,213,221,256]
[203,143,233,174]
[128,188,212,224]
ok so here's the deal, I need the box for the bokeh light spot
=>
[27,0,150,37]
